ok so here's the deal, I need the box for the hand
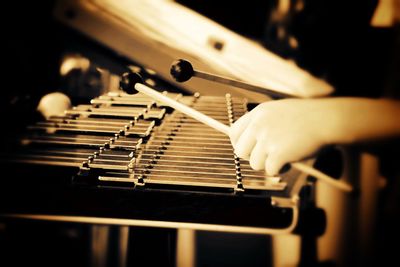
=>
[229,97,400,176]
[229,99,329,176]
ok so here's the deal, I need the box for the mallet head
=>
[170,59,194,82]
[119,71,144,94]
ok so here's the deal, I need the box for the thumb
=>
[229,112,252,145]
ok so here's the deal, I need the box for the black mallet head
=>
[119,71,144,94]
[170,59,194,82]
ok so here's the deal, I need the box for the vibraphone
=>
[0,91,307,233]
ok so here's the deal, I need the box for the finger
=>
[265,152,287,176]
[249,140,268,170]
[229,112,252,146]
[234,127,257,160]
